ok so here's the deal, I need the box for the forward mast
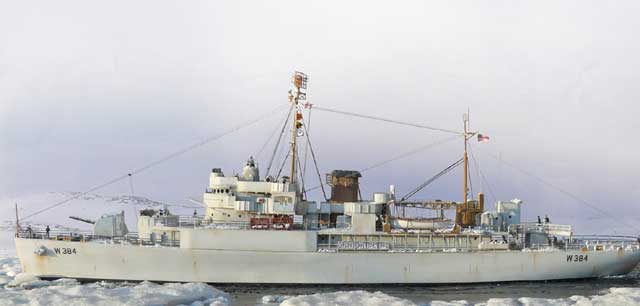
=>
[289,71,308,188]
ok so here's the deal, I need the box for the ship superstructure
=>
[14,72,640,284]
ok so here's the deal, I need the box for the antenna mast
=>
[456,111,486,228]
[463,112,469,205]
[289,71,308,185]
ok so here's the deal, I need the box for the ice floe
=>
[273,287,640,306]
[0,279,231,306]
[276,290,419,306]
[0,256,231,306]
[0,257,21,286]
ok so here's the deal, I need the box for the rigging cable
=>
[305,136,459,192]
[301,121,328,200]
[265,104,294,177]
[275,149,291,180]
[360,135,459,172]
[400,157,464,202]
[128,174,139,224]
[301,105,312,186]
[481,151,640,233]
[469,143,482,191]
[295,152,308,200]
[467,155,474,198]
[256,107,291,161]
[22,104,287,221]
[313,106,462,135]
[467,143,498,206]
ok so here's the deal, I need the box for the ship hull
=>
[15,238,640,284]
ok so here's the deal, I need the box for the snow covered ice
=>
[0,258,21,286]
[0,276,231,306]
[0,256,231,306]
[276,291,416,306]
[266,288,640,306]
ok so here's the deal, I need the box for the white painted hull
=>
[15,238,640,284]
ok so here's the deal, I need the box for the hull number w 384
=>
[54,247,77,255]
[566,254,587,262]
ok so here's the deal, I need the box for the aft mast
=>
[455,111,484,228]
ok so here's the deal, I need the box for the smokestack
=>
[326,170,362,203]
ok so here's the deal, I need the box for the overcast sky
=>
[1,1,639,233]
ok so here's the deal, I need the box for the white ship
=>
[14,72,640,284]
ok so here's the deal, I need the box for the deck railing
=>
[509,223,573,236]
[16,229,180,247]
[523,235,640,251]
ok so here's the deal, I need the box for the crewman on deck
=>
[45,225,50,238]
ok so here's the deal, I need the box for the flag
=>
[477,134,490,143]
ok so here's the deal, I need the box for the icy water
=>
[219,265,640,305]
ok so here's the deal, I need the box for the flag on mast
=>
[477,134,490,143]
